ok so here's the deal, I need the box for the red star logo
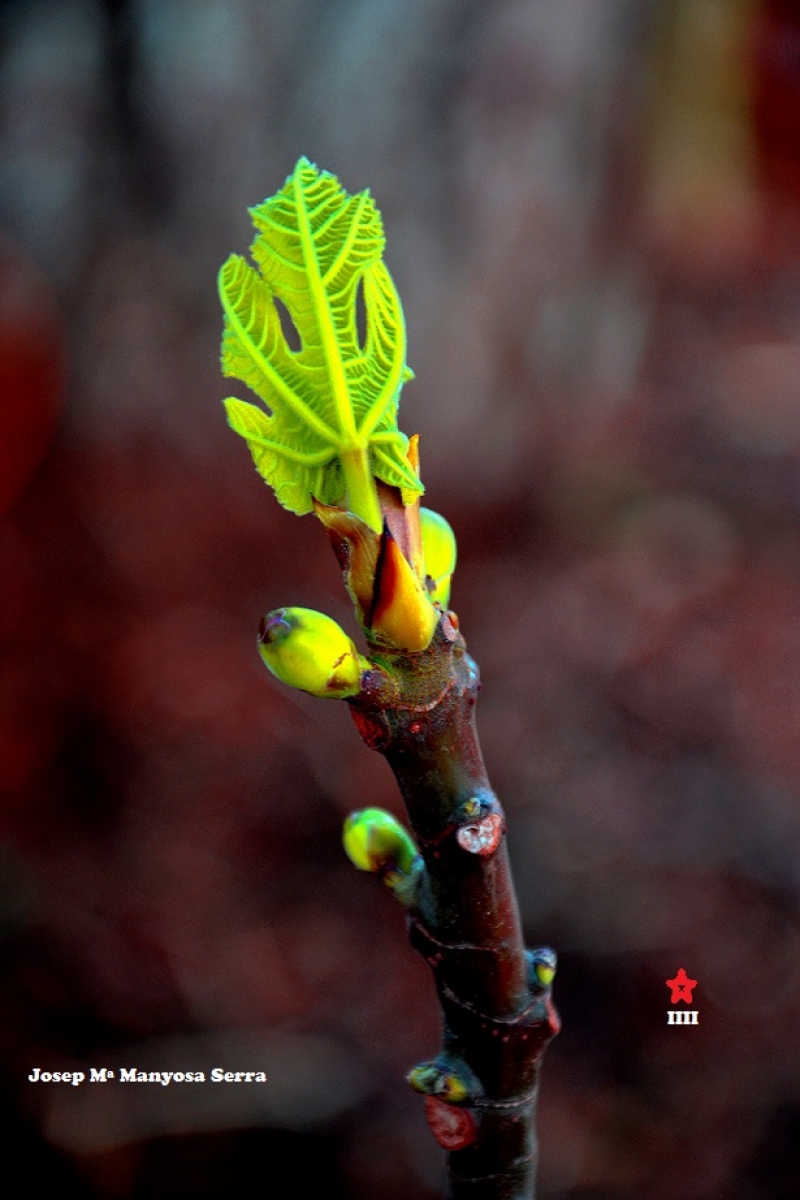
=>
[666,968,697,1004]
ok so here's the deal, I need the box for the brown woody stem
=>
[348,617,559,1200]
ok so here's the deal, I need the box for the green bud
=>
[419,507,457,608]
[407,1063,441,1095]
[528,947,557,990]
[258,607,367,698]
[407,1059,478,1104]
[342,808,418,876]
[408,1066,469,1103]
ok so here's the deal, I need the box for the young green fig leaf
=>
[257,607,367,698]
[342,807,418,876]
[219,158,423,532]
[419,507,457,607]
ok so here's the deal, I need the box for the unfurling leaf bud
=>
[419,507,457,608]
[257,607,368,698]
[370,525,439,651]
[314,502,439,652]
[343,807,419,875]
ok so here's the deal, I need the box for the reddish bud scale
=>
[456,812,504,856]
[424,1096,478,1151]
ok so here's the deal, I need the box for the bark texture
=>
[349,616,559,1200]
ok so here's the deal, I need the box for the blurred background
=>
[2,1,800,1196]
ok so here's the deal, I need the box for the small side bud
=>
[343,808,418,875]
[527,947,557,990]
[407,1063,441,1095]
[257,607,367,698]
[419,507,457,608]
[407,1061,474,1104]
[410,1055,482,1152]
[343,808,422,905]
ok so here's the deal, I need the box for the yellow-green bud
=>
[342,808,418,875]
[410,1065,472,1099]
[407,1060,476,1104]
[257,607,367,698]
[420,507,457,608]
[528,947,557,990]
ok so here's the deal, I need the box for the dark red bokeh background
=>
[2,2,800,1196]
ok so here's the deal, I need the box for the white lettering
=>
[667,1010,698,1025]
[210,1068,268,1082]
[120,1067,204,1082]
[28,1069,86,1084]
